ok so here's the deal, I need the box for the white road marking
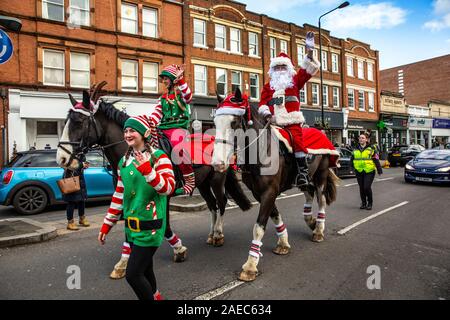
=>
[225,193,304,211]
[337,201,409,235]
[194,280,244,300]
[344,176,395,187]
[343,182,358,187]
[375,177,395,182]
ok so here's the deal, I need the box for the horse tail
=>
[225,168,252,211]
[324,168,340,206]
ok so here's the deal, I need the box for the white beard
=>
[269,70,295,91]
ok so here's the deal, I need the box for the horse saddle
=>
[157,130,184,190]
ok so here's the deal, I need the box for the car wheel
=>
[13,186,48,215]
[404,178,413,184]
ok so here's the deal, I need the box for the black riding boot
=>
[295,156,310,187]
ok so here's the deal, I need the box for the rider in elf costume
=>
[148,64,195,196]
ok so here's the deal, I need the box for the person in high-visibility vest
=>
[351,133,383,210]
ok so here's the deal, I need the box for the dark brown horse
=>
[212,89,339,281]
[56,83,252,275]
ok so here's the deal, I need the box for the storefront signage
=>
[408,117,432,128]
[433,118,450,129]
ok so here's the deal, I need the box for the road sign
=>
[0,29,14,64]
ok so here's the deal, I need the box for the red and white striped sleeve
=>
[100,169,124,234]
[136,152,175,196]
[177,78,192,104]
[149,102,162,148]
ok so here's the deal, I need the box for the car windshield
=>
[416,150,450,161]
[10,152,59,167]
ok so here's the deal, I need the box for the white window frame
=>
[367,62,374,81]
[368,92,375,112]
[347,57,354,77]
[121,3,138,34]
[299,85,307,104]
[358,91,365,111]
[143,7,158,38]
[231,70,242,93]
[297,45,305,66]
[42,0,65,22]
[249,73,259,100]
[43,49,65,87]
[69,0,90,26]
[358,60,365,79]
[193,19,207,48]
[321,51,328,71]
[215,24,226,51]
[313,49,319,61]
[332,87,339,109]
[347,88,355,110]
[280,40,288,54]
[70,52,90,88]
[121,59,138,92]
[230,28,241,54]
[194,65,207,95]
[312,83,319,106]
[322,85,329,107]
[143,62,158,93]
[248,32,259,57]
[270,37,276,59]
[216,68,227,96]
[332,53,339,73]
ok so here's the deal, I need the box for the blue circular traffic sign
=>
[0,29,14,65]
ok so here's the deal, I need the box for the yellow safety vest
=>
[353,147,376,173]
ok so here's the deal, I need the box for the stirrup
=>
[295,171,309,187]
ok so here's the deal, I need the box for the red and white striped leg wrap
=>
[274,222,288,237]
[121,242,131,259]
[165,233,182,248]
[249,240,263,259]
[303,204,313,216]
[317,212,326,223]
[182,173,195,195]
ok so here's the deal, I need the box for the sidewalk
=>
[0,218,57,248]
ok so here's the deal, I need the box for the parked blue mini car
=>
[0,149,115,215]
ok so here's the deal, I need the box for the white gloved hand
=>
[305,31,315,53]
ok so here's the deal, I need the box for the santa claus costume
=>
[258,51,320,186]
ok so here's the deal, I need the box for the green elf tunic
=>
[101,149,175,247]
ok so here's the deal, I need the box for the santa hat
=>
[124,115,152,140]
[270,52,295,71]
[215,89,253,125]
[159,64,179,82]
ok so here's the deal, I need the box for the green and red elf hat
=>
[124,115,152,140]
[159,64,180,83]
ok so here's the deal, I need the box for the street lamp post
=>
[319,1,349,129]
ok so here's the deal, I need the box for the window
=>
[347,57,354,77]
[70,52,90,88]
[367,62,374,81]
[215,24,226,50]
[230,28,241,53]
[280,40,288,54]
[312,84,319,106]
[250,73,259,100]
[368,92,375,112]
[358,91,365,111]
[347,88,355,109]
[42,0,64,22]
[193,19,206,47]
[299,86,307,104]
[69,0,90,26]
[143,62,158,93]
[37,121,58,135]
[313,49,318,61]
[143,7,158,38]
[332,87,339,108]
[321,51,328,71]
[121,3,137,34]
[358,60,364,79]
[322,85,328,107]
[332,53,339,73]
[43,49,65,86]
[216,68,227,96]
[231,71,242,93]
[248,32,259,57]
[297,45,305,65]
[270,37,276,59]
[121,59,138,92]
[194,65,207,95]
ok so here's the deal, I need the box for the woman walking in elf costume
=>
[98,115,175,300]
[148,64,195,196]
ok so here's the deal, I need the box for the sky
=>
[239,0,450,69]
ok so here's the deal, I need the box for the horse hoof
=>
[174,249,188,263]
[238,270,257,282]
[312,234,324,243]
[272,245,290,255]
[213,236,225,247]
[109,269,126,280]
[307,219,317,231]
[206,235,213,245]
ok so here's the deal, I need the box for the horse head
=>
[56,82,107,170]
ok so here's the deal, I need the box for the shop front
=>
[408,117,432,148]
[347,120,379,147]
[432,118,450,147]
[378,114,408,153]
[302,109,344,145]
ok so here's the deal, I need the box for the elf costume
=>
[149,64,195,196]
